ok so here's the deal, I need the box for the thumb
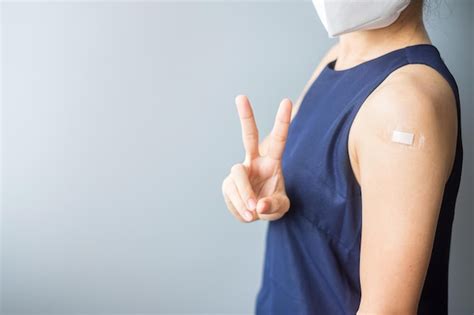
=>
[256,194,289,215]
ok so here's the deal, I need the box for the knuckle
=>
[272,132,287,143]
[230,163,243,174]
[277,117,290,126]
[239,191,249,203]
[237,206,248,217]
[230,194,247,214]
[244,131,259,142]
[221,177,230,194]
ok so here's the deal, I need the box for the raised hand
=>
[221,95,292,223]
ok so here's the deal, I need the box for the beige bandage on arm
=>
[391,130,414,145]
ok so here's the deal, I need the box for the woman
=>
[221,0,463,314]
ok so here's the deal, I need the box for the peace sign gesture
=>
[221,95,292,223]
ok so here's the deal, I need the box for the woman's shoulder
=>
[370,63,457,120]
[351,62,458,183]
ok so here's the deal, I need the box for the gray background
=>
[0,1,472,314]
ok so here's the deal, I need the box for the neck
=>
[334,1,431,70]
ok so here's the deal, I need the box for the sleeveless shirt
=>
[255,44,464,315]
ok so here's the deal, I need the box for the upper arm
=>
[351,65,458,314]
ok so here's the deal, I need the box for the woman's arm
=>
[351,64,458,314]
[259,43,340,156]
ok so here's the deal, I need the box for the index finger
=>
[267,98,292,161]
[235,95,260,160]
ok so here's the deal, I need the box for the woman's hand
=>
[221,95,293,223]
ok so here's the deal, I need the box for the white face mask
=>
[312,0,411,38]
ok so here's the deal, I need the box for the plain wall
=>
[1,1,472,314]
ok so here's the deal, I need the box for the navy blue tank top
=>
[255,44,463,315]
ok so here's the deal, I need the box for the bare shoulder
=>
[371,63,457,115]
[349,63,458,183]
[361,63,458,141]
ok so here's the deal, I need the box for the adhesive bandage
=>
[391,130,414,146]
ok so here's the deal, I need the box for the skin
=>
[222,96,292,222]
[221,0,458,313]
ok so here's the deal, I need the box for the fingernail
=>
[235,94,244,104]
[247,198,256,210]
[243,210,253,221]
